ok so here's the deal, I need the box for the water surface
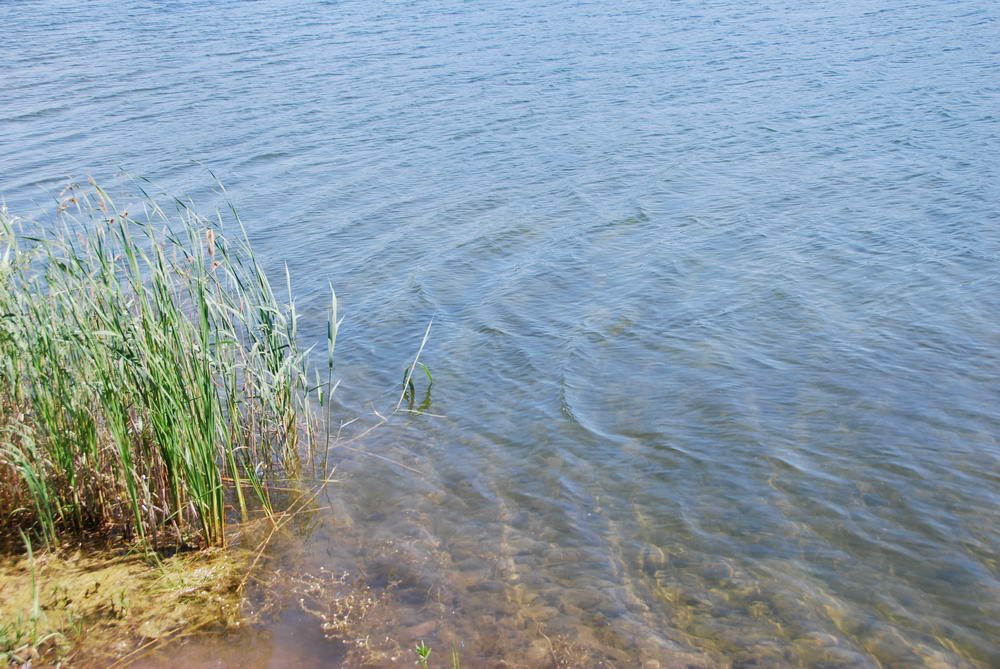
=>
[2,0,999,666]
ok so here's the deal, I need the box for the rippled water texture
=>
[3,0,1000,666]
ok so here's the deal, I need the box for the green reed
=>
[0,183,335,549]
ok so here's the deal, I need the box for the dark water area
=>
[3,0,1000,666]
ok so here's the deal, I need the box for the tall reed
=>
[0,182,335,549]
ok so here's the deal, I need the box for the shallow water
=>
[3,0,1000,666]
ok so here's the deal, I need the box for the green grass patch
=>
[0,181,336,551]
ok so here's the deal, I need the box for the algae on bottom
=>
[0,545,252,667]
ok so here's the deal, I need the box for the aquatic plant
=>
[401,361,433,411]
[0,181,336,550]
[414,640,431,668]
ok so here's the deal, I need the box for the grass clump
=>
[0,181,336,551]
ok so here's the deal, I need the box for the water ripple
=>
[3,0,1000,665]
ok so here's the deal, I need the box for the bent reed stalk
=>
[0,182,337,550]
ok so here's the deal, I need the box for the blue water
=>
[3,0,1000,666]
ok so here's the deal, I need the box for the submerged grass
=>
[0,181,337,551]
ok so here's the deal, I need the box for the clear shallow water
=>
[3,0,1000,666]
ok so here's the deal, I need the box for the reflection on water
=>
[4,0,1000,666]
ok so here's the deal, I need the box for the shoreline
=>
[0,544,250,666]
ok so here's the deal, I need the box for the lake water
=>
[2,0,999,666]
